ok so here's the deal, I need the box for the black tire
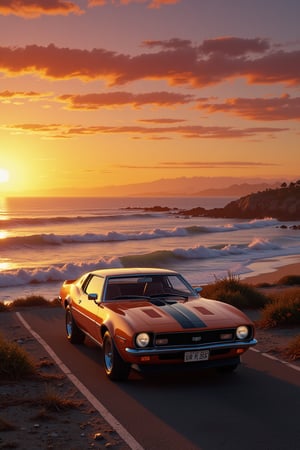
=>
[65,306,85,344]
[103,331,130,381]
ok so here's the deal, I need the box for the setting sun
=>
[0,168,10,183]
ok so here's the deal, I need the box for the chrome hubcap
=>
[66,313,72,337]
[104,339,113,371]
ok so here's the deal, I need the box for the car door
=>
[80,274,105,342]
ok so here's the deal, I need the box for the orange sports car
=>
[59,267,257,381]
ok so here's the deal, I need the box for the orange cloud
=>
[4,122,288,140]
[0,89,45,99]
[197,94,300,121]
[0,39,299,87]
[116,160,278,169]
[58,91,193,109]
[0,0,83,17]
[88,0,181,8]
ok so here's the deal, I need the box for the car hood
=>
[105,297,252,332]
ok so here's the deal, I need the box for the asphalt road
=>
[14,307,300,450]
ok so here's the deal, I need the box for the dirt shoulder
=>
[0,310,131,450]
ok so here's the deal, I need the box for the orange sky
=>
[0,0,300,196]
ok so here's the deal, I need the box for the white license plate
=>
[184,350,209,362]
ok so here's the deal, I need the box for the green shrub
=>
[284,335,300,361]
[259,289,300,328]
[201,273,270,309]
[0,335,36,380]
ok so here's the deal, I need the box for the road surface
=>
[9,307,300,450]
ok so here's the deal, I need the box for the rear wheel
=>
[103,331,130,381]
[65,306,85,344]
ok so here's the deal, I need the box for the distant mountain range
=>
[92,176,282,197]
[29,176,287,198]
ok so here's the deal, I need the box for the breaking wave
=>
[0,236,283,288]
[0,218,279,249]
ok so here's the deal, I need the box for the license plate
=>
[184,350,209,362]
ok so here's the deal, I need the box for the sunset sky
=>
[0,0,299,196]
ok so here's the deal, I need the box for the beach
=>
[242,261,300,285]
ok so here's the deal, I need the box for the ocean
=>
[1,196,300,304]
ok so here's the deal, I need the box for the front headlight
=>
[136,332,150,348]
[236,325,249,340]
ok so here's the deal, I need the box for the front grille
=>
[154,328,237,347]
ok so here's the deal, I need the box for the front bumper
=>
[125,338,257,356]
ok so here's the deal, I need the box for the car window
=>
[85,275,105,297]
[104,274,195,300]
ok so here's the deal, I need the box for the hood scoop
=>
[193,306,214,315]
[142,308,163,318]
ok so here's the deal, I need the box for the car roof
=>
[90,267,178,278]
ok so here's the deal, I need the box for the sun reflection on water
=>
[0,230,8,239]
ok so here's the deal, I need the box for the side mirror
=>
[194,287,202,294]
[88,293,98,301]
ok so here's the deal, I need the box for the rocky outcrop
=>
[185,183,300,220]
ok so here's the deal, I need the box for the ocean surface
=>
[0,196,300,304]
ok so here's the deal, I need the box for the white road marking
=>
[250,347,300,372]
[16,312,144,450]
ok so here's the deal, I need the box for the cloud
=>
[199,37,270,56]
[88,0,181,8]
[116,160,278,169]
[0,39,299,87]
[4,121,288,140]
[0,0,83,18]
[0,89,46,99]
[197,94,300,121]
[139,118,186,124]
[58,91,194,109]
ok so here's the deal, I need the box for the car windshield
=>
[104,274,197,301]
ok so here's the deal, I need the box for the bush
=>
[259,289,300,328]
[36,385,81,411]
[0,334,36,380]
[201,273,270,309]
[277,275,300,286]
[10,295,50,308]
[284,335,300,361]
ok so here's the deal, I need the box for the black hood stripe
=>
[161,303,207,329]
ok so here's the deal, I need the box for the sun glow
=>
[0,168,10,183]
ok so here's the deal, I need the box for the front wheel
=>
[103,331,130,381]
[65,306,85,344]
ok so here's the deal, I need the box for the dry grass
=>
[0,334,36,381]
[201,272,270,309]
[36,384,82,411]
[258,289,300,328]
[5,295,60,309]
[284,335,300,361]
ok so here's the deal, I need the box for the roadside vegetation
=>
[258,288,300,328]
[0,332,36,380]
[201,273,300,361]
[200,272,270,309]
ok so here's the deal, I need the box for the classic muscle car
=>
[59,267,257,381]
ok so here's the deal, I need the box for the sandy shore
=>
[241,260,300,285]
